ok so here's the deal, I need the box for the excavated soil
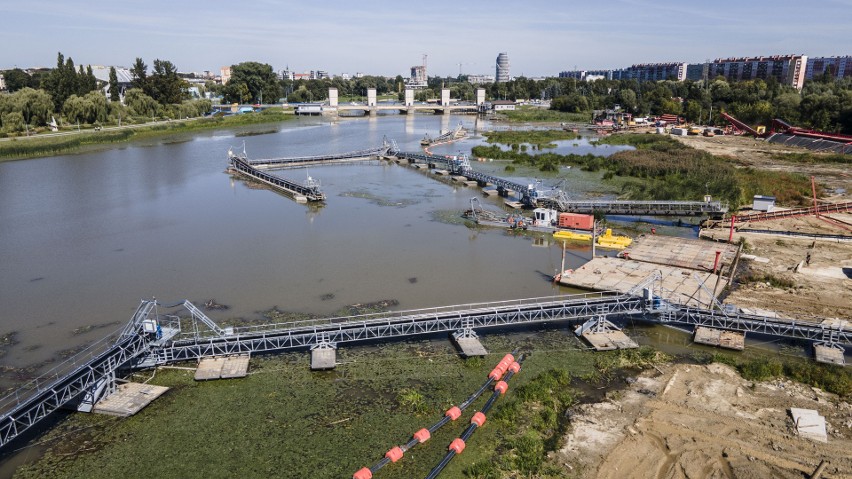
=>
[700,215,852,321]
[558,364,852,479]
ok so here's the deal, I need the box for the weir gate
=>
[1,285,848,452]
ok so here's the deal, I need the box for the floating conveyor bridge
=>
[1,284,848,452]
[393,151,728,216]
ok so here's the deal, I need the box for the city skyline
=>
[2,0,851,77]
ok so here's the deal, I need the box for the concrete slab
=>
[621,235,739,272]
[311,348,337,370]
[453,336,488,357]
[582,331,639,351]
[463,181,479,187]
[482,189,499,196]
[220,354,251,379]
[559,257,725,309]
[195,357,225,381]
[790,408,828,442]
[693,326,745,350]
[504,200,524,209]
[93,382,169,417]
[434,169,449,175]
[815,345,846,366]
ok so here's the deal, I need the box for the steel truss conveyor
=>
[247,145,391,168]
[229,154,326,201]
[142,292,645,364]
[3,288,850,453]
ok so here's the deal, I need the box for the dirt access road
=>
[559,363,852,478]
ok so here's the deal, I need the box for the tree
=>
[149,59,185,104]
[223,62,281,104]
[108,66,120,101]
[3,68,32,92]
[124,88,161,117]
[130,58,148,92]
[13,88,53,125]
[40,52,81,111]
[2,111,25,133]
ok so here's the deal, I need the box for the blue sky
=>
[2,0,850,76]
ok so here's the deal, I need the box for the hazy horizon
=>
[2,0,850,77]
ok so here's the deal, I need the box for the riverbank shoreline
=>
[0,110,297,162]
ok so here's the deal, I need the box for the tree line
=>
[0,52,210,134]
[5,55,851,134]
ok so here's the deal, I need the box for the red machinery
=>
[721,112,852,144]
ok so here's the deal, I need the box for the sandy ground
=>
[700,215,852,321]
[670,134,850,198]
[558,364,852,478]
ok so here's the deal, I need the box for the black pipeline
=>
[423,353,525,479]
[352,350,520,479]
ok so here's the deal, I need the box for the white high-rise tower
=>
[496,52,510,83]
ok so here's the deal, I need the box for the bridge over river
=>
[1,282,847,452]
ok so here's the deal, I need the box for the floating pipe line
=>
[423,354,526,479]
[352,350,519,479]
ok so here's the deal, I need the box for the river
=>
[0,114,641,387]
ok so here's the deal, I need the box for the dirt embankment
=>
[558,363,852,479]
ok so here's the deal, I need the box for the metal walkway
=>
[229,154,326,201]
[394,151,728,215]
[1,286,849,452]
[539,197,729,217]
[732,201,852,224]
[248,145,392,168]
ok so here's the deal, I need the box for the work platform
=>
[693,326,745,350]
[194,355,250,381]
[559,257,724,308]
[452,330,488,357]
[814,344,846,366]
[621,235,739,272]
[311,346,337,370]
[93,382,169,417]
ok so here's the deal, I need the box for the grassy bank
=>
[474,132,820,209]
[770,151,851,165]
[13,328,677,479]
[0,110,296,161]
[481,129,578,148]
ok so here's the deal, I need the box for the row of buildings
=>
[559,55,851,89]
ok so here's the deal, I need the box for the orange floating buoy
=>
[413,428,431,443]
[445,406,462,421]
[385,446,404,463]
[449,438,466,454]
[495,380,509,395]
[353,467,373,479]
[471,412,487,427]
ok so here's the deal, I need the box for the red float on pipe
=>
[508,361,521,373]
[413,428,431,443]
[471,412,486,427]
[353,467,373,479]
[449,438,466,454]
[385,446,404,463]
[713,251,721,274]
[494,380,508,395]
[445,406,462,421]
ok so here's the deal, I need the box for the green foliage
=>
[2,111,25,133]
[738,270,796,289]
[224,62,282,104]
[396,388,429,414]
[123,88,162,118]
[108,66,120,102]
[500,108,590,123]
[482,129,578,146]
[2,68,36,92]
[770,152,851,165]
[738,357,783,381]
[710,356,851,398]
